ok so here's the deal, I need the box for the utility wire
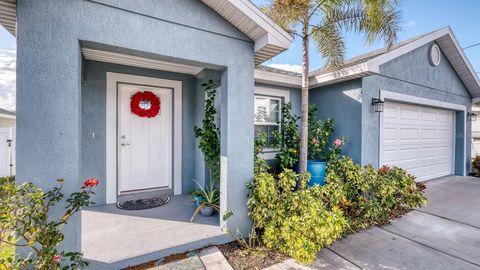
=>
[464,42,480,50]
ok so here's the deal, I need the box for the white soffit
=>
[254,68,302,88]
[201,0,292,65]
[82,48,204,76]
[309,63,373,88]
[0,0,16,36]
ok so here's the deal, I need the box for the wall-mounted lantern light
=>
[372,98,385,113]
[468,112,478,122]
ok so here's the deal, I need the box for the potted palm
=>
[190,179,219,221]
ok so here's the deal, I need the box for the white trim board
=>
[83,48,204,76]
[378,90,466,177]
[106,72,183,204]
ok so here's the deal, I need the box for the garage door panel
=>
[421,129,436,139]
[381,102,454,181]
[421,110,437,121]
[383,128,397,140]
[398,128,420,140]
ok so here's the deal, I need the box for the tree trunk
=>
[299,23,309,172]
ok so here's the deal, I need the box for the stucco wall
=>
[16,0,255,254]
[362,41,472,173]
[310,79,363,163]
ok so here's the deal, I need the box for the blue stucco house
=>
[1,1,479,269]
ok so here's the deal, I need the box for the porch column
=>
[220,64,255,234]
[16,0,82,253]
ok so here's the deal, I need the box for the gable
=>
[89,0,250,42]
[379,41,470,98]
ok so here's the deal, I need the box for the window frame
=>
[254,86,291,160]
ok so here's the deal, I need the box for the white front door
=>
[381,102,455,181]
[118,83,172,193]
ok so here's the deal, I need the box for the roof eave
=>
[201,0,292,65]
[365,27,480,98]
[0,0,16,36]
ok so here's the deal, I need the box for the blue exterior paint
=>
[310,79,363,163]
[16,0,254,256]
[362,41,472,173]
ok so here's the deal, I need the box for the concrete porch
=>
[81,194,231,270]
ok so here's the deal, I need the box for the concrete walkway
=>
[307,175,480,270]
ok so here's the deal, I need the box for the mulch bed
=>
[218,241,287,270]
[122,251,190,270]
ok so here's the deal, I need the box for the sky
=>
[0,0,479,111]
[253,0,480,74]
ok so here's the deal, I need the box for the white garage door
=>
[381,102,455,181]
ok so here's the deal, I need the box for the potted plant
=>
[190,179,219,221]
[192,188,206,207]
[307,105,340,186]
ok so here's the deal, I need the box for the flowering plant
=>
[0,178,99,269]
[307,105,336,161]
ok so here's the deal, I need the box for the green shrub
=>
[308,105,335,161]
[247,170,346,264]
[254,133,270,175]
[272,102,300,170]
[0,178,99,270]
[322,157,427,232]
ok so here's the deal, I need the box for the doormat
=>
[116,195,170,210]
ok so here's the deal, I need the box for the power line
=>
[464,42,480,50]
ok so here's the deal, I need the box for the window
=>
[254,87,290,159]
[254,96,281,148]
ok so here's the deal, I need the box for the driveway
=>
[313,176,480,270]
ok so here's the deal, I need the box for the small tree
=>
[194,80,221,184]
[263,0,401,172]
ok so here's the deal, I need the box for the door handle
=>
[121,143,130,146]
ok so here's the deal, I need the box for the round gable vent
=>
[429,44,441,66]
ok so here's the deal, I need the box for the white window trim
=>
[106,72,183,204]
[379,90,466,177]
[254,87,290,160]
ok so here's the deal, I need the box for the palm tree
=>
[263,0,401,172]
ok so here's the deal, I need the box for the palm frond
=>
[311,0,400,70]
[311,24,345,70]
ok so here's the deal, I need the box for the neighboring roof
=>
[255,27,480,98]
[0,108,15,119]
[0,0,15,36]
[201,0,293,64]
[0,0,292,65]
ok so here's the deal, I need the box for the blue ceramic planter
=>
[193,196,205,207]
[306,160,327,186]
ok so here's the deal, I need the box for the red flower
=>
[51,254,61,263]
[84,178,99,187]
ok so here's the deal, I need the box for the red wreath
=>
[130,91,161,118]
